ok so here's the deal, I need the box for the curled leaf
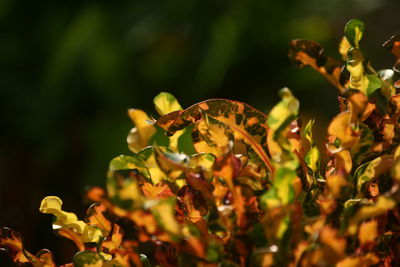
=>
[288,39,346,92]
[344,19,364,49]
[40,196,103,244]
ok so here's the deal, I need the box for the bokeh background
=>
[1,0,399,265]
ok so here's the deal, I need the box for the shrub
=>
[2,19,400,266]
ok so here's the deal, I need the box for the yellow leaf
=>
[339,36,351,60]
[153,92,184,151]
[347,196,396,235]
[336,252,379,267]
[326,174,349,198]
[358,220,378,248]
[327,111,359,149]
[39,196,103,243]
[127,109,156,153]
[153,92,182,116]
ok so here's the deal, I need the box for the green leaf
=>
[140,254,151,267]
[73,250,103,267]
[353,155,394,197]
[350,123,374,165]
[267,88,299,134]
[108,156,147,210]
[366,74,383,96]
[177,124,197,155]
[344,19,365,48]
[347,196,396,235]
[148,125,171,148]
[303,119,320,173]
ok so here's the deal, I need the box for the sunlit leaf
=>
[150,198,182,241]
[353,155,394,197]
[288,39,346,92]
[39,196,103,243]
[327,111,359,149]
[344,19,364,49]
[127,109,156,153]
[154,92,183,116]
[347,196,396,235]
[358,220,378,249]
[336,252,379,267]
[153,92,184,151]
[72,250,103,267]
[303,119,320,173]
[85,203,112,235]
[137,147,167,184]
[177,185,208,223]
[156,99,273,172]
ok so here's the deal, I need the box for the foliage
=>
[2,19,400,266]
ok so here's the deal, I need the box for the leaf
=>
[127,109,156,153]
[40,196,103,243]
[358,220,378,249]
[140,254,151,267]
[346,47,382,96]
[336,253,379,267]
[261,167,296,209]
[326,174,349,198]
[383,34,400,73]
[353,155,394,197]
[303,119,320,173]
[267,88,299,135]
[366,74,382,96]
[288,39,346,92]
[150,198,182,241]
[350,123,373,165]
[109,155,149,178]
[0,227,31,265]
[339,37,352,60]
[156,99,273,172]
[191,117,234,157]
[101,224,124,253]
[153,92,185,151]
[35,249,57,267]
[347,196,396,235]
[137,147,167,184]
[73,250,103,267]
[327,111,359,149]
[153,148,188,181]
[154,92,183,116]
[188,153,215,181]
[378,69,396,98]
[85,203,113,235]
[344,19,364,48]
[267,88,300,168]
[177,185,208,223]
[318,226,347,263]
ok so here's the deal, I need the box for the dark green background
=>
[1,0,399,265]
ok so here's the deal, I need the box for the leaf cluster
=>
[2,19,400,266]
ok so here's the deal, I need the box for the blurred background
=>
[1,0,399,265]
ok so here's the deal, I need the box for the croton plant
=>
[2,18,400,267]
